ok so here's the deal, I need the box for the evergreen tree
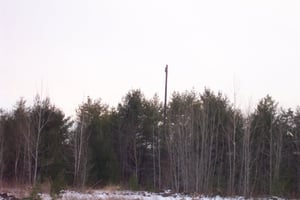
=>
[72,97,118,187]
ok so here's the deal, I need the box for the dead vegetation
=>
[0,183,31,199]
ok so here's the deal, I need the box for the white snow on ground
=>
[58,190,240,200]
[38,193,52,200]
[36,190,284,200]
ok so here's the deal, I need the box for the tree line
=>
[0,89,300,197]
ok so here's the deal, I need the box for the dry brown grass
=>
[39,181,51,194]
[101,185,122,192]
[0,182,32,198]
[0,180,53,199]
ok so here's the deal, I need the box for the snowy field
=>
[0,189,287,200]
[37,190,285,200]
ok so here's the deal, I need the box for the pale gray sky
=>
[1,0,300,116]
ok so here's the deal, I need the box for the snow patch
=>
[37,190,285,200]
[57,190,242,200]
[38,193,52,200]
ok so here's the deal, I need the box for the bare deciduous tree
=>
[31,95,52,185]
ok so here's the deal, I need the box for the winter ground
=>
[38,190,285,200]
[50,190,237,200]
[0,189,287,200]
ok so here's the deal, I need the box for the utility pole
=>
[159,64,168,189]
[164,65,168,126]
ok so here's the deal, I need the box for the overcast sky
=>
[1,0,300,116]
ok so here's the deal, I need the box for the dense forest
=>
[0,89,300,197]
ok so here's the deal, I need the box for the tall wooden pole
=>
[159,64,168,189]
[164,65,168,125]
